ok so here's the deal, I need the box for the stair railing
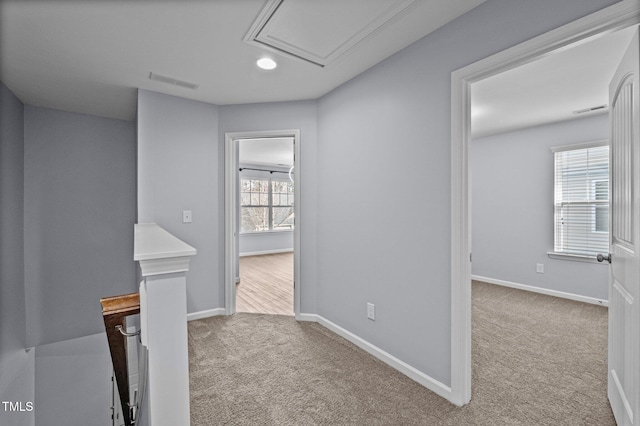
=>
[101,293,141,426]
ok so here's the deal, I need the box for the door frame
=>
[224,129,301,317]
[449,0,640,406]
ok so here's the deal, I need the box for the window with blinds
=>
[553,142,609,257]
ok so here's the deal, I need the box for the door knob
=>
[597,253,611,263]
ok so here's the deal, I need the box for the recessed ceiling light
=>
[256,57,277,70]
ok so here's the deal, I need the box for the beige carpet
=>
[188,281,613,425]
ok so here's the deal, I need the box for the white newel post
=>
[134,223,196,426]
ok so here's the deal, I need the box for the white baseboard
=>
[185,309,453,402]
[187,308,226,321]
[239,248,293,257]
[295,313,319,322]
[299,313,452,402]
[472,275,608,307]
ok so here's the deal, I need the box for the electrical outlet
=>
[367,302,375,321]
[183,210,192,223]
[536,263,544,273]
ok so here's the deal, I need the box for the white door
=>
[607,27,640,426]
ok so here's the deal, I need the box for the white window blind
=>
[553,143,609,257]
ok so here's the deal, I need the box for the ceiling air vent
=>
[149,72,199,90]
[573,104,607,115]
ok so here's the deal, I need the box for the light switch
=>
[182,210,192,223]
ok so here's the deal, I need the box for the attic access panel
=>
[244,0,419,67]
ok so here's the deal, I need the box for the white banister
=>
[134,223,196,426]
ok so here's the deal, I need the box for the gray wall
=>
[240,232,294,256]
[315,0,617,386]
[220,101,319,314]
[1,88,136,423]
[136,93,318,315]
[137,96,320,314]
[0,81,26,374]
[0,81,35,426]
[471,115,610,300]
[137,89,222,314]
[34,333,111,426]
[24,106,137,347]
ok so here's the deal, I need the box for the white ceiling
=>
[0,0,484,121]
[4,0,629,136]
[471,25,637,139]
[239,138,294,167]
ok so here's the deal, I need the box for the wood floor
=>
[236,252,293,315]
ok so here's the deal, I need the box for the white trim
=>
[451,0,640,407]
[137,256,193,277]
[187,308,226,322]
[301,314,452,400]
[134,223,197,262]
[240,248,294,257]
[550,139,608,153]
[134,223,197,276]
[240,229,294,236]
[243,0,427,68]
[225,134,237,315]
[225,130,301,317]
[547,251,604,264]
[472,275,609,307]
[611,369,634,423]
[295,313,319,322]
[450,56,472,407]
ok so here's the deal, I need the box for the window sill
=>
[547,252,604,264]
[240,230,294,236]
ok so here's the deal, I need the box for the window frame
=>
[548,140,609,262]
[240,175,294,234]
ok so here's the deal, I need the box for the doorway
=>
[225,130,301,317]
[450,2,640,406]
[237,137,294,315]
[466,27,633,422]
